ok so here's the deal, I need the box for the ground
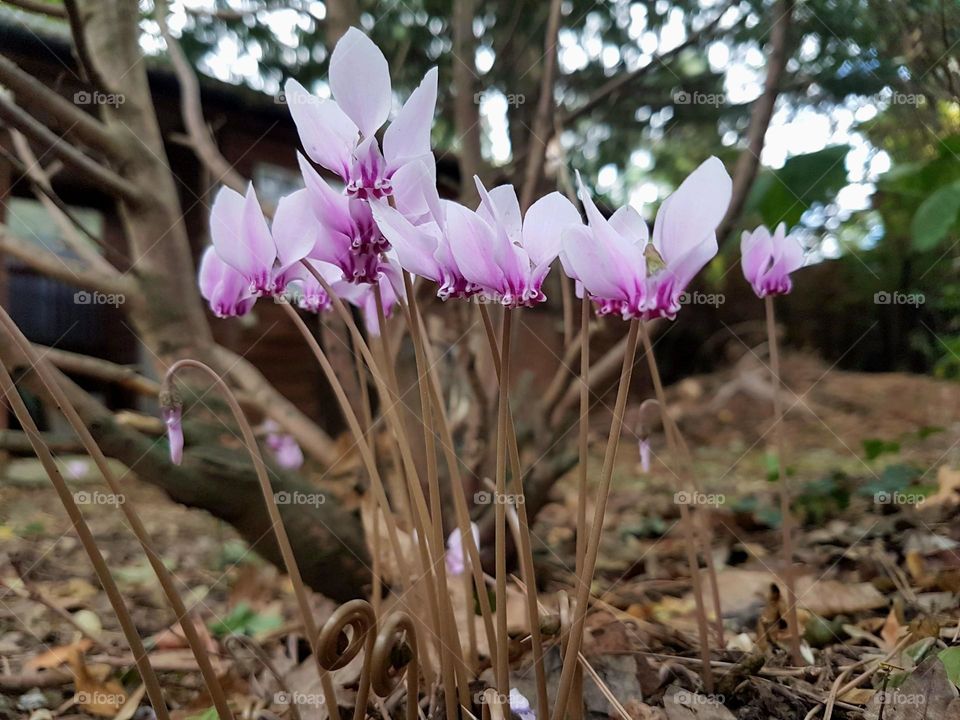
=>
[2,352,959,719]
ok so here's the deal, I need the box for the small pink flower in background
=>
[64,459,88,480]
[741,222,804,298]
[444,178,581,307]
[284,259,352,314]
[639,438,651,473]
[163,405,184,465]
[285,28,437,202]
[263,420,305,471]
[508,688,535,720]
[445,522,480,576]
[209,184,316,297]
[562,157,732,320]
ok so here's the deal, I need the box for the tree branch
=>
[519,0,564,211]
[0,224,135,297]
[715,0,794,244]
[452,0,483,204]
[0,0,67,18]
[9,130,120,276]
[560,4,734,128]
[0,96,140,203]
[0,55,123,158]
[153,0,246,194]
[38,345,160,396]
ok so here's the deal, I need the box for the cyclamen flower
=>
[198,246,255,318]
[508,689,535,720]
[285,28,437,202]
[207,183,316,298]
[562,157,732,320]
[298,153,389,284]
[443,178,581,307]
[639,438,651,473]
[284,259,352,314]
[370,161,478,300]
[263,420,305,471]
[162,404,183,466]
[741,223,804,298]
[445,522,480,576]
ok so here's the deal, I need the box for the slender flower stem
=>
[0,360,170,720]
[639,322,714,693]
[413,312,499,673]
[284,299,447,693]
[493,309,513,698]
[0,309,236,720]
[389,279,468,717]
[573,293,591,720]
[765,295,802,666]
[476,304,548,718]
[161,359,340,713]
[551,319,641,720]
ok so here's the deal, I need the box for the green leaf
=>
[863,438,900,461]
[747,145,851,229]
[208,602,282,638]
[911,180,960,252]
[938,647,960,688]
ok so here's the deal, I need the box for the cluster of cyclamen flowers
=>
[199,27,804,338]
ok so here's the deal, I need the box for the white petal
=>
[329,27,392,138]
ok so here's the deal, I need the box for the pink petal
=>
[198,245,255,317]
[284,78,357,178]
[370,201,442,281]
[383,67,438,170]
[329,27,391,139]
[608,205,648,244]
[652,156,731,264]
[522,191,582,267]
[445,202,506,294]
[210,184,275,292]
[561,225,632,302]
[272,189,319,273]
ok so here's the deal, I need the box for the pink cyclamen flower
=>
[163,405,183,465]
[198,246,256,318]
[639,437,651,473]
[741,222,804,298]
[263,420,305,471]
[370,161,478,300]
[285,28,437,202]
[208,183,316,297]
[298,153,389,284]
[445,522,480,577]
[443,178,581,307]
[562,157,732,320]
[508,689,535,720]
